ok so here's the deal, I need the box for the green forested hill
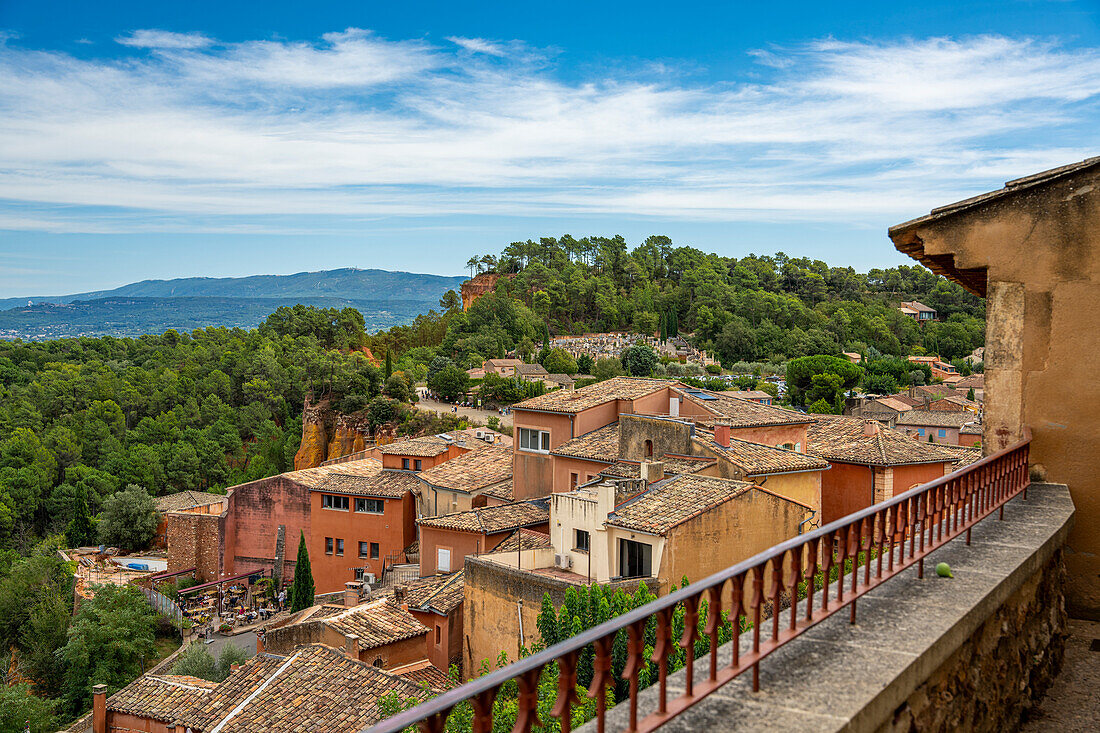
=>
[457,236,984,363]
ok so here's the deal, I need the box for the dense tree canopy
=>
[460,236,983,366]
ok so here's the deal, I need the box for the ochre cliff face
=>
[326,415,371,462]
[293,400,373,470]
[294,417,328,470]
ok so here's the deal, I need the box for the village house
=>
[415,443,513,516]
[899,300,937,321]
[167,460,410,593]
[806,415,967,524]
[482,358,524,377]
[71,644,427,733]
[893,409,982,446]
[152,490,225,549]
[262,595,430,671]
[460,469,810,672]
[509,377,815,500]
[378,433,476,472]
[718,389,775,405]
[417,499,550,575]
[391,570,466,673]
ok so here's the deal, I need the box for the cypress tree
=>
[66,495,95,548]
[967,387,975,401]
[384,350,393,379]
[288,532,315,612]
[536,593,558,648]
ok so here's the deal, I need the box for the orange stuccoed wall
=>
[310,491,417,593]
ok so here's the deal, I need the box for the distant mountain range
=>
[0,268,466,340]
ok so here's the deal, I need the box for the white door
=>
[437,548,451,572]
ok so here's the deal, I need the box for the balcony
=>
[369,431,1076,732]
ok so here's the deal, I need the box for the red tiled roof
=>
[416,444,513,493]
[418,499,550,534]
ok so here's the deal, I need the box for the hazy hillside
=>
[0,268,465,340]
[0,268,465,310]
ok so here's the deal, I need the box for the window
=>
[575,529,590,553]
[435,625,442,645]
[325,537,334,554]
[414,459,422,471]
[570,472,579,489]
[402,458,410,470]
[518,428,551,453]
[359,541,371,558]
[355,498,384,514]
[370,542,379,559]
[619,539,652,579]
[437,548,451,572]
[938,429,947,438]
[336,539,344,556]
[644,440,654,458]
[917,428,926,436]
[322,495,349,511]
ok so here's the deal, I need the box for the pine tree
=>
[65,495,95,548]
[288,532,315,612]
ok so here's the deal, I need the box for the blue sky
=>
[1,1,1099,297]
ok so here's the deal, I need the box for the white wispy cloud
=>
[447,36,507,56]
[0,30,1097,233]
[116,29,212,49]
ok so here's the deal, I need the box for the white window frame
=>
[355,498,384,514]
[322,494,349,511]
[518,428,551,454]
[437,548,451,573]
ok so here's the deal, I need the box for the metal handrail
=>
[369,429,1031,733]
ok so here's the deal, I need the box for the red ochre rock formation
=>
[293,398,372,470]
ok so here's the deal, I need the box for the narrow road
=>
[202,630,257,660]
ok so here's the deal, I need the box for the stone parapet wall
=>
[884,551,1067,732]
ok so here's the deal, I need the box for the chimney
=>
[394,585,407,604]
[714,420,731,448]
[256,632,265,654]
[596,479,616,521]
[344,581,363,608]
[92,684,108,733]
[640,460,664,484]
[345,634,360,659]
[863,421,881,437]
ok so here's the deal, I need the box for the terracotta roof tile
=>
[418,499,550,534]
[672,387,813,428]
[106,674,217,721]
[807,415,961,467]
[695,435,830,477]
[379,435,453,457]
[280,458,382,489]
[488,528,553,553]
[397,663,455,694]
[481,478,514,502]
[551,422,620,461]
[314,469,422,498]
[416,444,513,494]
[181,645,427,732]
[399,570,465,615]
[605,475,759,535]
[895,410,982,428]
[155,491,224,512]
[323,598,429,650]
[512,377,671,414]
